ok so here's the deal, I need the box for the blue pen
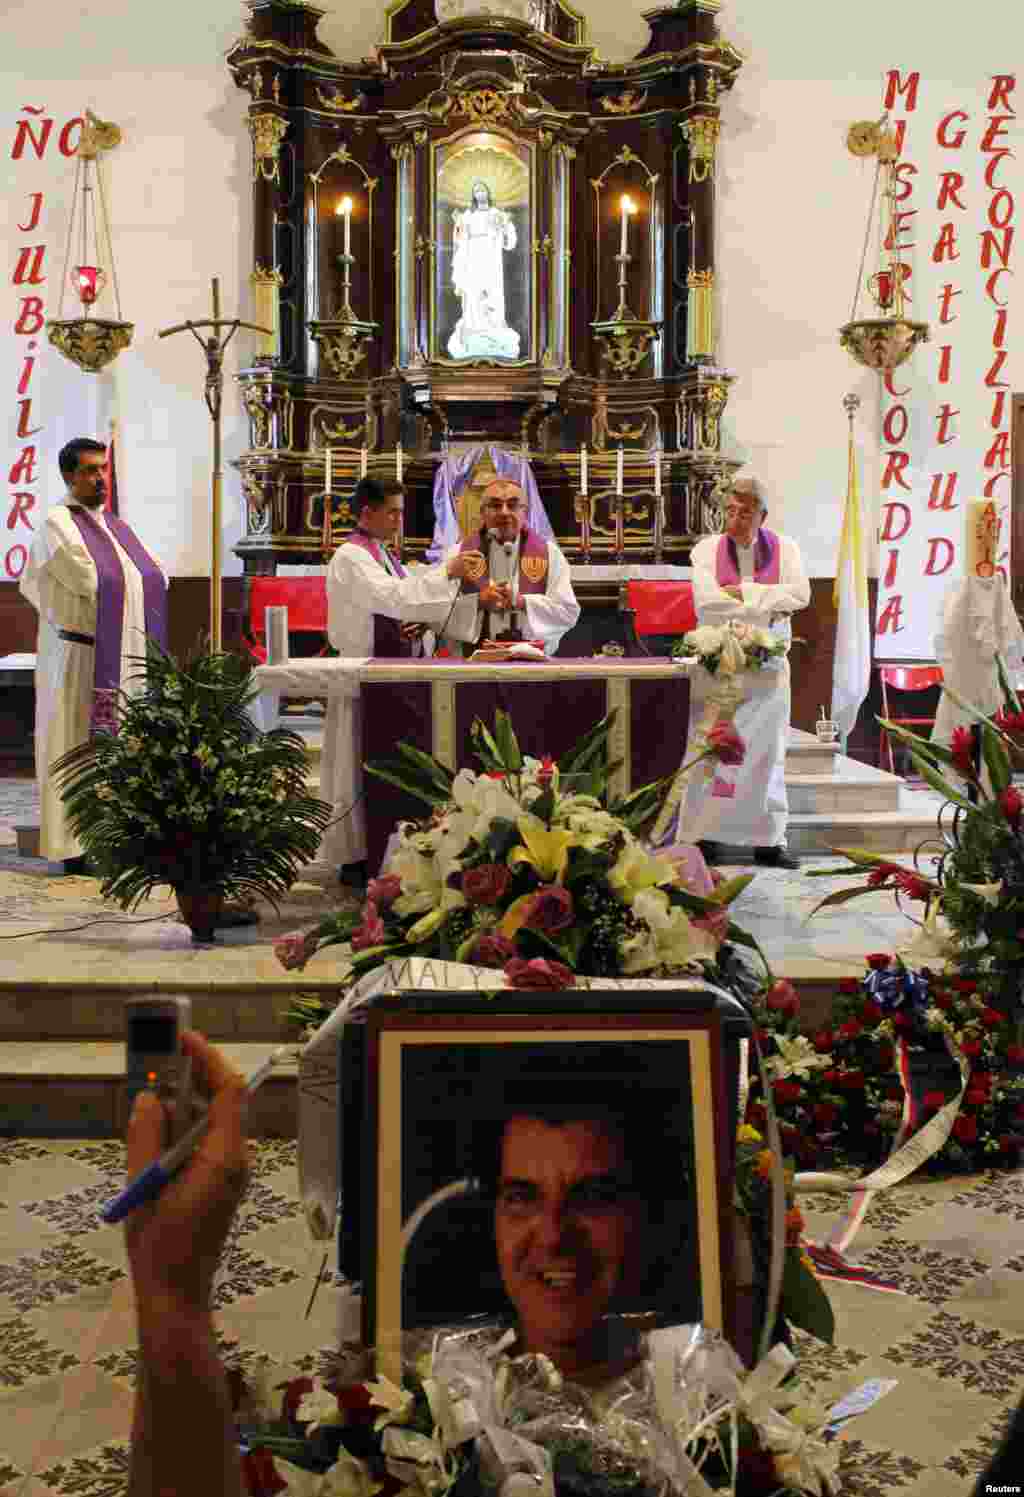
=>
[101,1046,295,1225]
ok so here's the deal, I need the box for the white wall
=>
[4,0,1020,582]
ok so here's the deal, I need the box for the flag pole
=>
[838,391,861,756]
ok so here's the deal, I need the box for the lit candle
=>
[360,445,368,479]
[338,196,352,257]
[580,444,588,495]
[323,447,333,553]
[616,444,624,494]
[396,443,403,483]
[620,195,633,257]
[654,449,661,498]
[325,445,332,496]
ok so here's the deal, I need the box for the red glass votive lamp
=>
[72,265,106,307]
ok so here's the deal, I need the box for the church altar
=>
[250,656,692,871]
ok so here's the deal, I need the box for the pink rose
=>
[351,900,385,951]
[366,874,402,907]
[765,978,800,1017]
[273,930,318,971]
[706,721,746,767]
[467,932,516,968]
[505,957,576,990]
[524,885,574,934]
[462,864,511,906]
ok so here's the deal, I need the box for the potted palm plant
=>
[53,642,332,941]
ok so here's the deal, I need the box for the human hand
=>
[447,550,485,581]
[400,621,428,641]
[479,581,512,610]
[125,1030,250,1319]
[723,584,744,600]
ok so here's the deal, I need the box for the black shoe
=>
[62,855,93,876]
[339,860,368,889]
[696,840,725,866]
[754,845,801,870]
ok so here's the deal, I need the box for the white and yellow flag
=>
[831,433,871,740]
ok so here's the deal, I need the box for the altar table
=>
[251,658,690,872]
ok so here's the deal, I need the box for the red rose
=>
[838,977,861,995]
[980,1007,1007,1028]
[860,999,884,1025]
[523,885,574,933]
[1007,1045,1024,1065]
[813,1029,834,1053]
[242,1447,289,1497]
[892,1012,914,1031]
[839,1019,863,1041]
[965,1089,990,1108]
[765,979,800,1017]
[960,1039,983,1057]
[951,978,978,994]
[334,1383,377,1424]
[953,1114,979,1143]
[467,932,516,969]
[1001,786,1024,823]
[462,863,511,906]
[504,957,576,990]
[950,725,976,777]
[772,1079,803,1105]
[813,1102,840,1126]
[822,1069,840,1085]
[706,721,746,766]
[866,952,893,969]
[969,1070,992,1094]
[281,1377,315,1422]
[922,1090,947,1111]
[838,1069,866,1090]
[932,991,953,1011]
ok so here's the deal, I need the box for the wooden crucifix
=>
[159,277,270,653]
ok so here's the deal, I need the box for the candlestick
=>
[580,444,588,495]
[396,443,403,484]
[360,445,368,479]
[338,196,352,258]
[322,446,333,555]
[616,444,624,494]
[620,195,633,257]
[614,493,624,562]
[575,493,592,563]
[654,448,662,498]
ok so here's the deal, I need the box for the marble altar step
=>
[784,727,841,777]
[786,754,903,815]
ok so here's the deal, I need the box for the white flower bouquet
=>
[672,622,787,677]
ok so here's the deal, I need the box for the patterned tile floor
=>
[1,1141,1023,1495]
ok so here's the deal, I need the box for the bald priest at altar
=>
[441,478,580,654]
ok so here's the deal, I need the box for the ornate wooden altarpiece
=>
[226,0,744,576]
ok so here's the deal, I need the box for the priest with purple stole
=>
[442,479,579,654]
[20,438,168,874]
[325,476,483,882]
[682,477,810,869]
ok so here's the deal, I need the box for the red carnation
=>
[838,1069,866,1090]
[822,1069,840,1085]
[951,978,978,994]
[932,991,953,1011]
[980,1007,1007,1028]
[960,1039,983,1057]
[969,1070,993,1094]
[965,1089,990,1108]
[892,1012,915,1031]
[813,1029,834,1053]
[772,1079,803,1105]
[838,977,860,995]
[953,1114,979,1143]
[1001,786,1024,823]
[281,1377,315,1422]
[505,956,576,990]
[706,721,746,766]
[950,726,977,777]
[922,1090,947,1111]
[838,1019,863,1041]
[860,999,884,1025]
[462,863,511,906]
[866,952,893,969]
[765,979,800,1016]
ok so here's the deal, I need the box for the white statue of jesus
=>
[447,181,521,360]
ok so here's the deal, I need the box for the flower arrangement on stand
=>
[671,621,787,676]
[275,710,756,997]
[53,642,332,941]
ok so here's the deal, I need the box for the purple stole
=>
[457,527,550,597]
[67,505,168,732]
[344,529,414,658]
[714,527,781,586]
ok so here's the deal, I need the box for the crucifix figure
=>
[159,277,270,653]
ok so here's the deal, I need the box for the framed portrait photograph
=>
[431,131,533,364]
[345,990,736,1382]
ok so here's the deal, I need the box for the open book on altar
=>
[468,639,548,662]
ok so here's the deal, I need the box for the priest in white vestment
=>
[20,438,168,872]
[442,479,580,654]
[324,476,484,881]
[681,478,809,868]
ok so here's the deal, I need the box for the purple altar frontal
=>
[250,657,691,872]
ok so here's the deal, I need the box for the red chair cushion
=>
[248,578,328,642]
[626,580,698,637]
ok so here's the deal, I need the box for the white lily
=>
[365,1373,416,1431]
[319,1449,384,1497]
[764,1034,834,1081]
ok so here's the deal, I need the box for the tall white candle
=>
[339,196,352,257]
[620,195,632,256]
[616,445,624,494]
[325,445,332,495]
[580,445,588,495]
[360,445,368,479]
[654,449,661,498]
[396,443,403,483]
